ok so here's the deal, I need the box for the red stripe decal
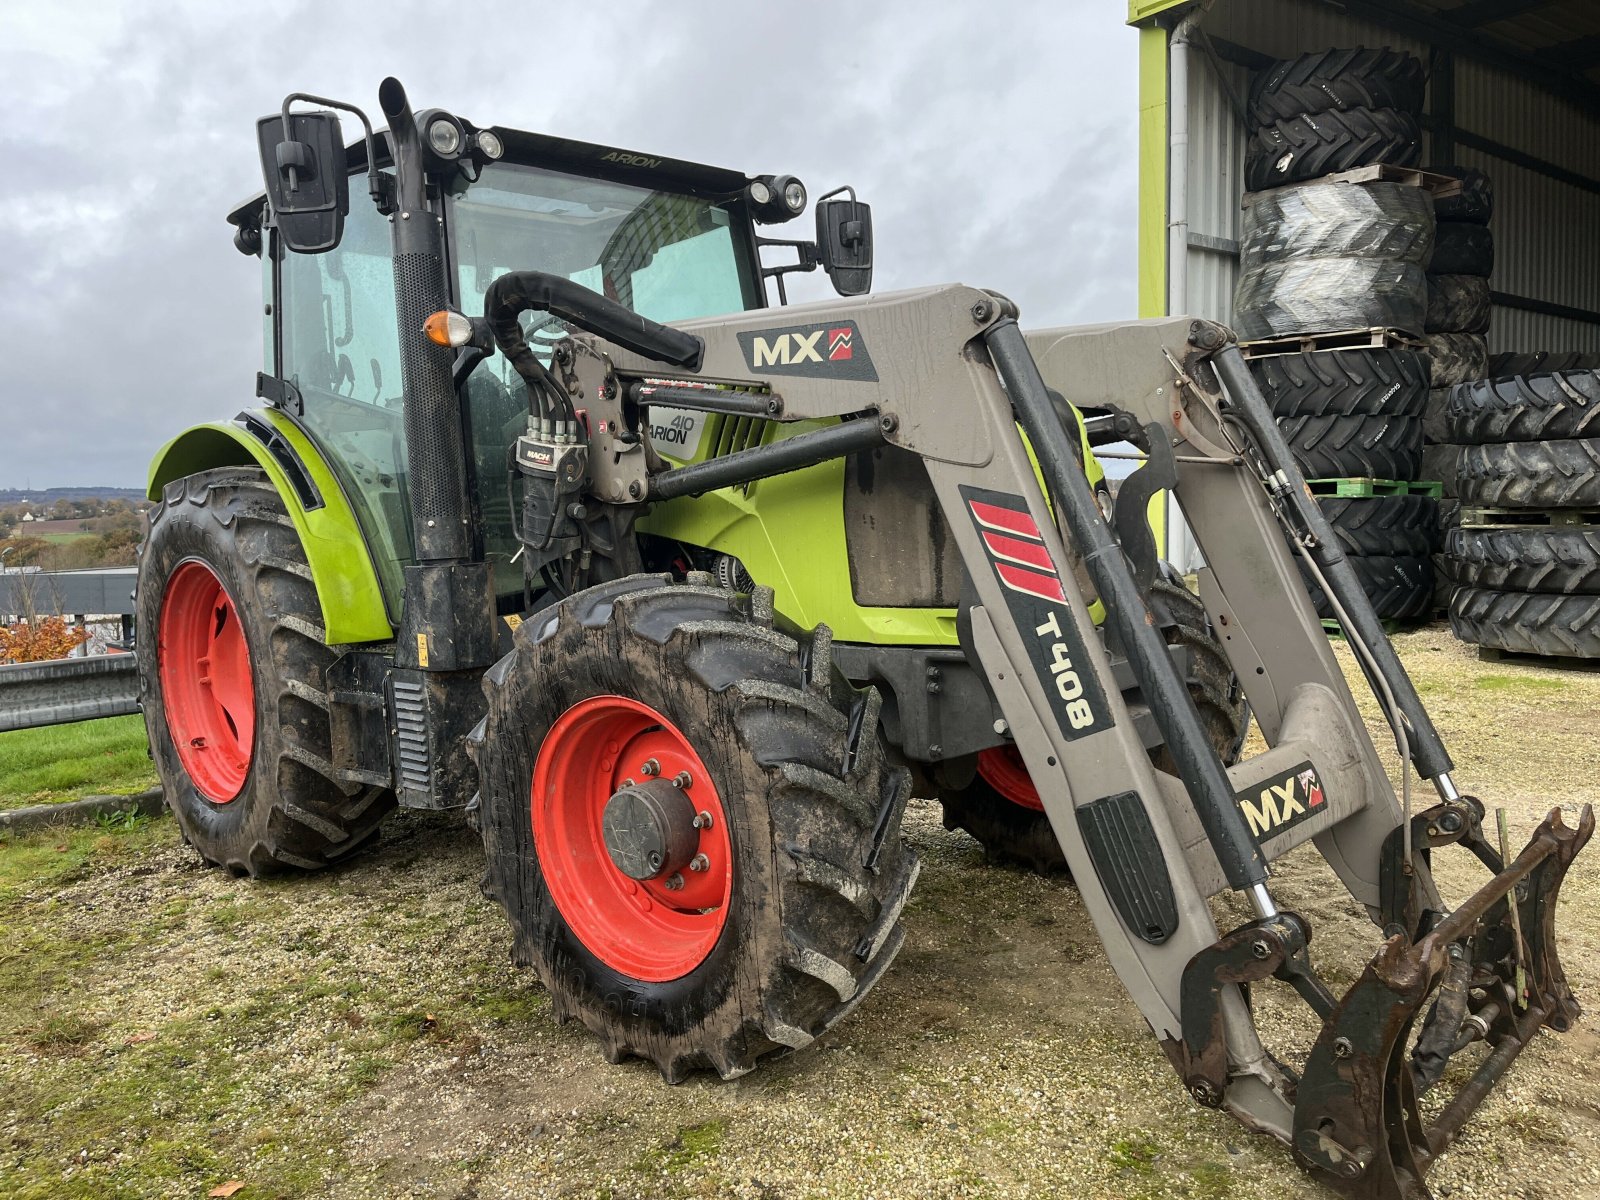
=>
[969,500,1042,541]
[996,562,1066,603]
[982,529,1056,572]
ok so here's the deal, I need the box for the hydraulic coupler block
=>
[516,431,589,574]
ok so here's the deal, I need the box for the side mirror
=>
[815,189,873,297]
[256,109,349,254]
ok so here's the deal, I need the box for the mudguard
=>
[147,410,393,645]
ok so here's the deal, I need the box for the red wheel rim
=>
[977,746,1044,812]
[532,696,733,982]
[157,560,256,804]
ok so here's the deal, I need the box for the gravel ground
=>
[2,627,1599,1199]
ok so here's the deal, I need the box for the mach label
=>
[961,487,1109,741]
[738,320,878,381]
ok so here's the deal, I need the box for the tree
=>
[0,535,50,566]
[0,616,88,664]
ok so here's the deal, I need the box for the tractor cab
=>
[228,101,863,618]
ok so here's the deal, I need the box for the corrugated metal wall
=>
[1181,0,1600,355]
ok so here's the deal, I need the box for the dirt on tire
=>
[1458,439,1600,508]
[474,575,919,1082]
[136,468,394,875]
[1448,370,1600,444]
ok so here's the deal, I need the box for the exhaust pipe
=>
[376,77,472,566]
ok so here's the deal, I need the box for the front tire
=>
[137,469,394,875]
[476,576,919,1082]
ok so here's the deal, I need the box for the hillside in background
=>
[0,487,145,504]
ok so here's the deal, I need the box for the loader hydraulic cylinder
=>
[985,319,1273,903]
[1209,345,1454,784]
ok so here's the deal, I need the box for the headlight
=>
[476,129,504,160]
[428,118,463,157]
[747,174,807,224]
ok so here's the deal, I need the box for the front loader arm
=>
[530,283,1587,1198]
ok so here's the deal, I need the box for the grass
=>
[0,715,156,810]
[0,631,1595,1199]
[1474,673,1569,692]
[0,815,478,1199]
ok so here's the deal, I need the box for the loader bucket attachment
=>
[1293,802,1592,1198]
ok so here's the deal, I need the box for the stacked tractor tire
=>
[1420,167,1495,614]
[1440,364,1600,658]
[1236,48,1437,623]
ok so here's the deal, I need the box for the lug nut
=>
[693,811,715,830]
[664,872,685,891]
[673,771,692,789]
[641,759,660,777]
[689,854,710,873]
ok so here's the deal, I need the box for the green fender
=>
[147,411,394,646]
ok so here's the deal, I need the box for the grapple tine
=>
[1291,804,1594,1199]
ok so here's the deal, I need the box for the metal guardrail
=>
[0,654,141,733]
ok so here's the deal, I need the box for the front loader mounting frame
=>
[498,280,1592,1199]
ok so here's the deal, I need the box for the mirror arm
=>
[279,92,386,214]
[756,237,823,304]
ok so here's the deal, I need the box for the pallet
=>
[1476,646,1600,670]
[1240,326,1423,359]
[1241,163,1465,207]
[1307,478,1444,498]
[1322,617,1422,639]
[1460,506,1600,528]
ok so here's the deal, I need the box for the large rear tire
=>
[1239,181,1433,266]
[1444,526,1600,594]
[1277,412,1424,481]
[1422,332,1490,390]
[1296,553,1433,621]
[1458,440,1600,508]
[1450,588,1600,658]
[1249,347,1428,421]
[1232,259,1426,342]
[1244,107,1421,192]
[475,576,918,1081]
[136,469,394,875]
[938,579,1248,873]
[1248,49,1424,125]
[1447,371,1600,444]
[1320,495,1440,557]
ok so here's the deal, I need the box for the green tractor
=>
[138,80,1589,1196]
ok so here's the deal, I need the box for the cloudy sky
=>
[0,1,1140,489]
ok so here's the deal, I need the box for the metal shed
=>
[1128,0,1600,562]
[1129,0,1600,345]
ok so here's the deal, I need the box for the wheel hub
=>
[531,695,733,982]
[602,778,699,881]
[157,559,255,804]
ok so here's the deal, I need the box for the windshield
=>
[452,161,754,325]
[450,161,757,597]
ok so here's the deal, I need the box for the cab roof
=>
[229,123,755,229]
